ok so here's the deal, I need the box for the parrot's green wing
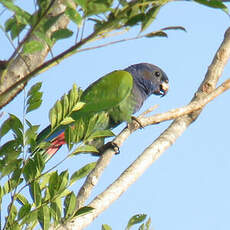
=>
[71,70,133,119]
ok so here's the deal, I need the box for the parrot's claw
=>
[98,142,120,155]
[131,116,144,129]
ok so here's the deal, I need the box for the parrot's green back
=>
[72,70,134,125]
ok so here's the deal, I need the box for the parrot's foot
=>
[131,116,144,128]
[98,142,120,155]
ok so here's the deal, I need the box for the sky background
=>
[1,1,230,230]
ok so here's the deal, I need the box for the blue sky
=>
[1,1,230,230]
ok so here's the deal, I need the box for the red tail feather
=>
[46,132,66,156]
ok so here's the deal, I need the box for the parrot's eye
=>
[154,71,161,77]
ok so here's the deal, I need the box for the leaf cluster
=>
[102,213,152,230]
[1,0,226,60]
[0,82,114,229]
[1,158,96,230]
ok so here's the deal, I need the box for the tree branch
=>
[54,27,230,230]
[0,0,74,108]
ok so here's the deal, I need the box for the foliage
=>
[102,214,152,230]
[0,82,112,229]
[0,0,228,229]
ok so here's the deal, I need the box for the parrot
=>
[36,63,169,158]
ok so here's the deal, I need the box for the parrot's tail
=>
[46,132,66,157]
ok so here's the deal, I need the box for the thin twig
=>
[0,26,31,71]
[80,19,86,41]
[77,33,150,53]
[0,29,167,102]
[8,0,57,62]
[139,104,159,117]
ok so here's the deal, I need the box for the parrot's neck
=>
[133,76,154,98]
[131,77,153,113]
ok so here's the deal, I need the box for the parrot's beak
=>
[159,81,169,97]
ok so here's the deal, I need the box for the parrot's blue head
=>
[124,63,169,97]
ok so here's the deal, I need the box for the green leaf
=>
[35,30,53,47]
[64,119,85,150]
[43,13,64,32]
[0,159,22,178]
[72,101,85,112]
[126,13,145,26]
[70,162,96,185]
[51,28,73,41]
[0,140,17,158]
[25,123,39,146]
[141,6,161,32]
[30,181,42,207]
[20,209,38,225]
[84,0,113,16]
[38,205,50,230]
[64,125,75,151]
[65,7,82,26]
[84,114,99,139]
[87,129,114,140]
[64,191,76,219]
[16,194,29,206]
[139,223,145,230]
[162,26,187,32]
[74,0,86,10]
[1,0,31,23]
[60,116,75,125]
[74,206,94,217]
[10,23,25,40]
[5,17,16,32]
[27,82,42,96]
[0,117,12,138]
[34,152,45,174]
[3,170,23,195]
[58,170,69,192]
[0,114,23,138]
[126,214,147,230]
[145,31,168,38]
[23,40,44,54]
[102,224,112,230]
[7,204,17,226]
[194,0,229,14]
[50,89,79,129]
[71,145,98,155]
[50,199,62,224]
[40,172,53,190]
[3,169,23,194]
[48,171,59,197]
[56,100,62,126]
[144,218,151,230]
[18,203,31,220]
[4,15,26,40]
[49,107,57,129]
[73,118,85,143]
[26,82,43,113]
[23,158,37,182]
[62,94,69,118]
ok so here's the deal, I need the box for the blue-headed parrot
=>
[37,63,169,157]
